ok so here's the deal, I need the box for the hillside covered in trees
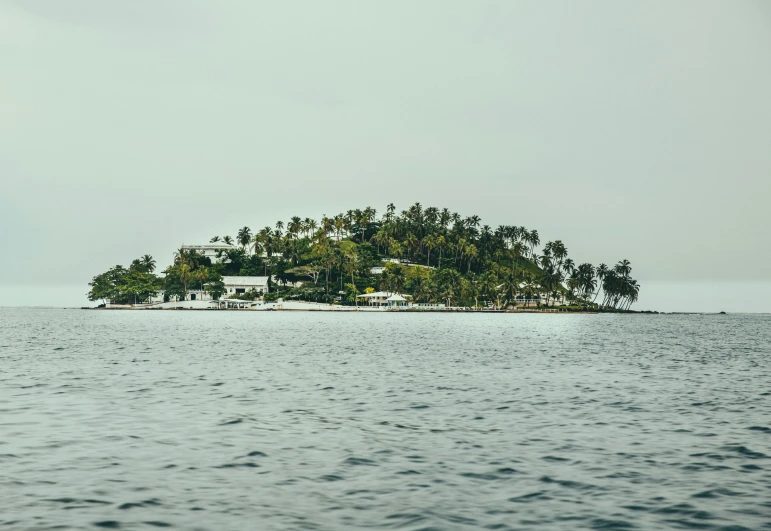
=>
[88,203,640,310]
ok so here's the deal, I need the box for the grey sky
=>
[1,1,770,309]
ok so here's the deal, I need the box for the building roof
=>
[222,276,269,286]
[357,291,396,298]
[181,243,235,250]
[357,291,411,299]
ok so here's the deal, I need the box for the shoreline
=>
[83,307,606,314]
[80,300,661,314]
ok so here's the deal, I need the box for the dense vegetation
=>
[87,251,226,305]
[87,255,161,305]
[88,203,640,310]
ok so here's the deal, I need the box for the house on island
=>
[385,258,435,269]
[180,243,235,262]
[356,291,409,308]
[152,276,269,302]
[370,260,434,275]
[223,276,269,296]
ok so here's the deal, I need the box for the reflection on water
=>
[1,309,769,530]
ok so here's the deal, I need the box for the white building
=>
[180,243,235,262]
[151,276,269,303]
[356,291,409,308]
[223,276,269,296]
[372,260,434,273]
[385,294,408,308]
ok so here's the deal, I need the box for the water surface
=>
[1,309,769,530]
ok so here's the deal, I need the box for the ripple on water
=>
[509,491,552,503]
[692,488,745,498]
[344,457,377,466]
[117,499,162,510]
[93,521,121,529]
[1,310,769,531]
[215,461,260,468]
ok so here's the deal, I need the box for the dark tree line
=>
[88,203,640,309]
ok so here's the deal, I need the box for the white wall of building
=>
[180,244,235,263]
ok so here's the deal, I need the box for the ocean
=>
[1,309,769,530]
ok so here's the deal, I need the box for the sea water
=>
[1,309,769,530]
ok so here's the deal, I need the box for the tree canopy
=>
[88,203,640,309]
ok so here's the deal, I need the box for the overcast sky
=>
[1,1,769,310]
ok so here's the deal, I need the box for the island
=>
[87,203,641,312]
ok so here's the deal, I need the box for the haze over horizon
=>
[1,1,770,312]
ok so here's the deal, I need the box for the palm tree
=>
[424,234,437,266]
[625,279,640,310]
[602,270,634,309]
[251,234,264,257]
[439,208,451,229]
[390,241,404,261]
[173,248,195,268]
[576,263,596,301]
[237,227,252,252]
[566,276,581,303]
[594,263,608,304]
[313,239,337,294]
[435,235,447,266]
[302,217,312,238]
[480,272,499,308]
[321,216,333,236]
[615,259,632,278]
[386,203,396,222]
[411,271,433,303]
[465,243,478,273]
[509,242,524,280]
[210,236,221,243]
[223,235,234,246]
[528,229,540,259]
[521,277,537,307]
[288,217,302,239]
[382,265,405,294]
[333,216,345,241]
[404,232,418,259]
[194,267,209,294]
[339,241,360,307]
[562,257,575,277]
[178,263,192,301]
[551,240,568,272]
[141,255,156,273]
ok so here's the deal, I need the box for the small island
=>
[87,203,641,312]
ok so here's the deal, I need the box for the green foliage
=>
[204,270,226,300]
[286,264,322,285]
[282,285,336,304]
[89,203,640,310]
[379,263,406,294]
[162,266,187,301]
[213,204,638,309]
[227,289,262,301]
[87,268,120,303]
[343,283,359,304]
[87,257,162,304]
